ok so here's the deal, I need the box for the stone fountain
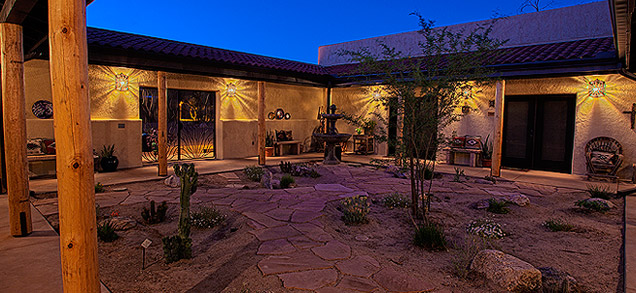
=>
[313,104,352,165]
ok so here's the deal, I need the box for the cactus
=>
[141,200,168,224]
[163,163,198,263]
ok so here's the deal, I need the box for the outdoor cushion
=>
[590,151,616,165]
[451,137,465,148]
[42,139,56,155]
[464,136,482,149]
[27,138,44,155]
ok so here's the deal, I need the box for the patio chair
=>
[585,137,623,181]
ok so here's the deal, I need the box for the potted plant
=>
[363,119,377,136]
[265,131,275,157]
[481,135,493,167]
[100,144,119,172]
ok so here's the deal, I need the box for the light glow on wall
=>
[588,79,606,98]
[115,73,129,91]
[226,83,237,97]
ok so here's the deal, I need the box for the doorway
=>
[502,95,575,173]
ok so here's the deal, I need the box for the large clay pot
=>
[100,156,119,172]
[265,147,274,157]
[482,159,492,167]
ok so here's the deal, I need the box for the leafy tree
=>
[341,14,505,219]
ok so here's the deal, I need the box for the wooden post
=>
[48,0,100,291]
[257,81,266,165]
[491,80,506,177]
[157,71,168,176]
[0,23,32,237]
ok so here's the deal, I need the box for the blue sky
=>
[87,0,600,64]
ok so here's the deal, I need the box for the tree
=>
[342,14,505,220]
[520,0,555,12]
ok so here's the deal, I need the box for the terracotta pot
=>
[265,147,274,157]
[482,159,492,167]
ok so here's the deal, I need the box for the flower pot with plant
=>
[265,131,275,157]
[481,134,493,167]
[100,144,119,172]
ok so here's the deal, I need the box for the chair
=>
[585,137,623,181]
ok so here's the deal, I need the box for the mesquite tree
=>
[343,14,505,220]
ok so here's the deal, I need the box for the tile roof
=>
[86,27,616,79]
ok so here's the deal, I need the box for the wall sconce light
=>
[461,103,471,114]
[115,73,129,91]
[488,99,495,108]
[226,83,237,97]
[588,79,606,98]
[371,89,382,101]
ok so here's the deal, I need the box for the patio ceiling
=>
[610,0,635,70]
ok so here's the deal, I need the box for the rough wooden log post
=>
[257,81,266,165]
[491,80,506,177]
[157,71,168,176]
[48,0,100,291]
[0,23,32,237]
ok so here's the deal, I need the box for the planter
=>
[100,156,119,172]
[265,147,274,157]
[482,159,492,167]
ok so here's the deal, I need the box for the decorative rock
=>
[470,250,542,292]
[163,175,180,188]
[355,235,369,242]
[101,216,136,231]
[581,197,615,209]
[503,194,530,206]
[336,255,380,278]
[311,240,351,260]
[278,268,338,290]
[472,199,490,210]
[261,170,274,189]
[538,267,578,293]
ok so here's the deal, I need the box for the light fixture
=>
[226,83,237,97]
[461,102,471,114]
[371,89,382,101]
[115,73,129,91]
[588,79,606,98]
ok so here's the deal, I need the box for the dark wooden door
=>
[502,95,575,173]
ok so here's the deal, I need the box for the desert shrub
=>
[142,200,168,224]
[483,175,497,184]
[162,235,192,263]
[486,198,509,214]
[340,195,370,225]
[452,167,465,182]
[586,184,612,200]
[191,207,226,228]
[279,161,293,174]
[543,218,574,232]
[309,169,321,178]
[280,174,295,189]
[95,182,105,193]
[413,221,447,251]
[97,220,119,242]
[467,219,506,239]
[451,236,494,278]
[382,192,410,209]
[243,166,264,182]
[575,199,611,212]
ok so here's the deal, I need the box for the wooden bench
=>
[444,147,481,167]
[275,140,301,156]
[27,154,56,162]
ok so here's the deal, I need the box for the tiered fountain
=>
[313,104,351,165]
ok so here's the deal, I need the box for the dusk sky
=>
[87,0,601,64]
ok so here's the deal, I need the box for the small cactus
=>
[141,200,167,224]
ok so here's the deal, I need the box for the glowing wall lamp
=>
[371,89,382,101]
[115,73,129,91]
[588,79,606,98]
[226,83,237,97]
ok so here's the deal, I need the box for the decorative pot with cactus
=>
[100,144,119,172]
[481,135,493,167]
[265,130,275,157]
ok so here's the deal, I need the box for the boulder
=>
[503,194,530,207]
[470,250,541,292]
[472,199,490,210]
[584,198,615,209]
[261,170,274,189]
[538,267,578,293]
[163,175,180,188]
[100,216,137,231]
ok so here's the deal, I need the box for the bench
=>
[444,147,481,167]
[27,154,56,162]
[275,140,301,156]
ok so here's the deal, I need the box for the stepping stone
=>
[146,190,172,197]
[265,208,294,222]
[95,191,129,208]
[315,287,357,293]
[338,191,369,200]
[312,240,351,260]
[168,198,201,205]
[292,223,333,242]
[250,225,301,241]
[120,195,147,206]
[373,267,434,292]
[338,275,379,292]
[243,212,285,228]
[286,187,315,194]
[224,184,245,189]
[336,255,380,278]
[257,239,297,255]
[278,269,338,290]
[315,184,354,193]
[518,188,544,197]
[288,199,327,212]
[233,200,277,213]
[219,172,240,179]
[288,235,323,249]
[36,203,58,216]
[291,210,322,223]
[248,220,266,230]
[211,196,236,206]
[258,251,333,275]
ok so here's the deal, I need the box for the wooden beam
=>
[0,22,32,237]
[0,0,38,24]
[491,80,506,177]
[157,71,168,176]
[257,81,266,165]
[48,0,100,291]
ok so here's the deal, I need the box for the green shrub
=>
[586,184,613,200]
[543,218,574,232]
[382,193,410,209]
[97,220,119,242]
[95,182,105,193]
[414,221,447,251]
[467,218,506,239]
[452,167,465,182]
[280,174,295,189]
[487,198,509,214]
[309,169,321,178]
[142,200,168,224]
[243,166,264,182]
[575,199,611,212]
[162,235,192,263]
[191,207,226,228]
[340,195,370,225]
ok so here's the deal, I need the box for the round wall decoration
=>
[32,100,53,119]
[268,112,276,120]
[275,108,285,120]
[284,113,291,120]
